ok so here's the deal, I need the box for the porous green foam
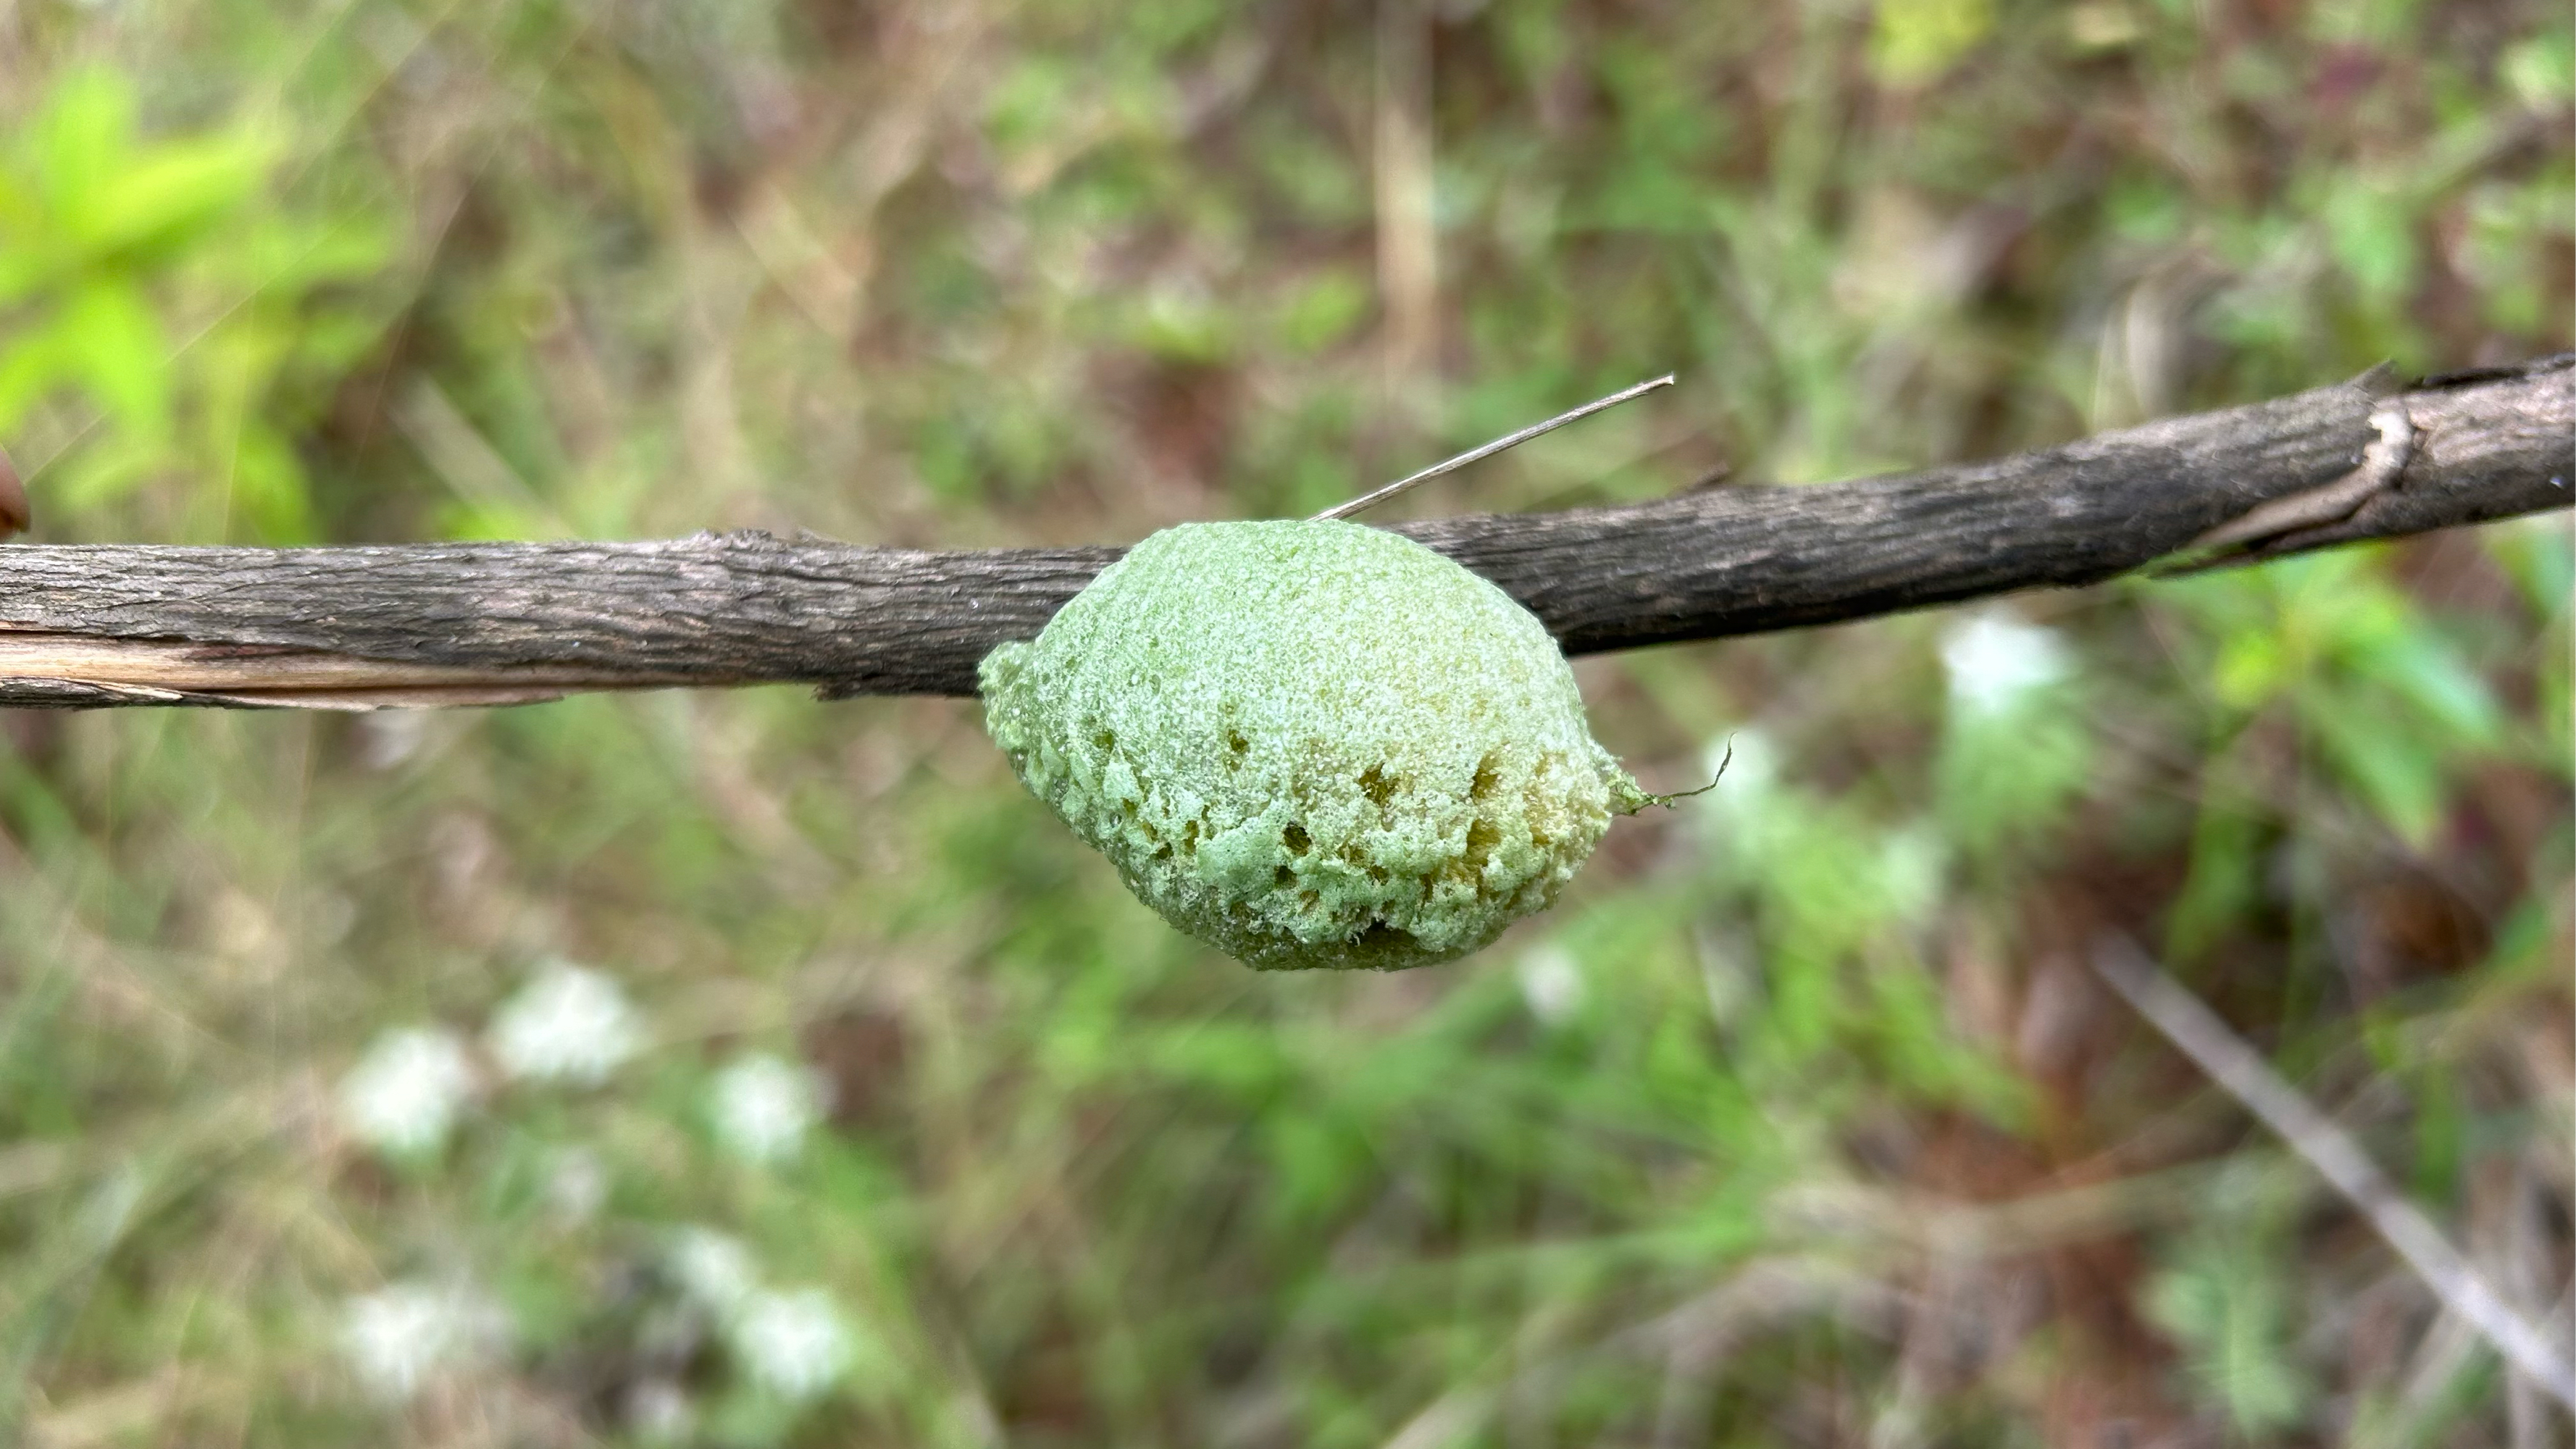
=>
[979,519,1647,971]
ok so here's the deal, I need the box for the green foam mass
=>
[979,519,1647,971]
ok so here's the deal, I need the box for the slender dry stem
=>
[1314,374,1677,520]
[2088,935,2575,1412]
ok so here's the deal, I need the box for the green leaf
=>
[2350,629,2502,746]
[2167,777,2264,962]
[2146,1223,2314,1436]
[29,67,140,227]
[1936,701,2094,859]
[222,421,317,543]
[0,172,60,301]
[0,317,70,430]
[1870,0,1996,85]
[1275,270,1371,355]
[2211,629,2285,711]
[2501,30,2575,106]
[64,280,171,441]
[2307,694,2446,845]
[79,133,275,260]
[54,433,165,513]
[2322,183,2418,305]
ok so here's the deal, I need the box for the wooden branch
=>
[0,357,2566,710]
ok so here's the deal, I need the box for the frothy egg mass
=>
[979,519,1648,970]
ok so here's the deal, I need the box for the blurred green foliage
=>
[0,66,393,541]
[0,1,2567,1445]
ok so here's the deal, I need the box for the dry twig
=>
[0,357,2564,709]
[2088,936,2575,1412]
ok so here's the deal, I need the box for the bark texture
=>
[0,358,2566,709]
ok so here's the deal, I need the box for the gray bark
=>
[0,357,2566,709]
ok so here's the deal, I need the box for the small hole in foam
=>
[1354,922,1408,952]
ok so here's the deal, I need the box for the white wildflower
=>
[708,1054,826,1166]
[1941,614,2072,718]
[339,1027,475,1157]
[356,710,431,772]
[729,1287,856,1401]
[1704,727,1776,809]
[1515,945,1586,1026]
[339,1280,503,1400]
[544,1147,609,1225]
[668,1227,759,1317]
[488,963,643,1085]
[1696,726,1782,856]
[1694,925,1755,1029]
[1877,824,1948,927]
[624,1379,695,1442]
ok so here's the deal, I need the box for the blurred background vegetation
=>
[0,0,2569,1444]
